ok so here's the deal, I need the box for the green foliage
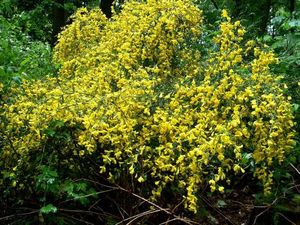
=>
[264,7,300,104]
[0,15,56,87]
[0,0,99,42]
[36,165,97,206]
[1,0,296,218]
[0,0,299,224]
[40,204,58,214]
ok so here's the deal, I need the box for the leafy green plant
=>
[262,7,300,104]
[0,15,56,87]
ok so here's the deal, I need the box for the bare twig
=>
[253,207,271,225]
[278,213,296,225]
[105,195,128,219]
[289,163,300,176]
[7,219,23,225]
[60,213,95,225]
[59,208,107,217]
[199,195,236,225]
[229,200,254,209]
[171,199,185,213]
[0,210,39,221]
[88,198,102,211]
[116,185,171,215]
[116,184,198,225]
[115,209,161,225]
[159,217,188,225]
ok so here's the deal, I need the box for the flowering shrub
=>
[1,0,295,213]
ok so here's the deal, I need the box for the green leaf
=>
[44,128,56,137]
[216,200,227,208]
[289,20,300,28]
[293,103,299,112]
[292,194,300,204]
[76,182,87,191]
[40,204,57,214]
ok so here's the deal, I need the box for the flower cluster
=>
[1,1,295,213]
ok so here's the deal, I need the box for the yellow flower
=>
[138,176,145,183]
[1,1,295,215]
[221,9,230,21]
[218,186,224,193]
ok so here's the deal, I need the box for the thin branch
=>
[253,207,270,225]
[290,163,300,176]
[116,184,198,225]
[116,185,171,215]
[115,209,161,225]
[7,219,23,225]
[60,212,95,225]
[278,213,296,225]
[88,198,102,211]
[199,195,236,225]
[171,199,185,213]
[59,208,106,217]
[0,210,39,221]
[229,200,254,209]
[159,217,186,225]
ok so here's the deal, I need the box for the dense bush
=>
[1,0,296,216]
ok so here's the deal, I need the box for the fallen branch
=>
[115,209,162,225]
[116,184,198,225]
[0,210,39,222]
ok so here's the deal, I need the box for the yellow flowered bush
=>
[0,1,296,213]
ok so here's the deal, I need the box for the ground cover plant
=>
[0,0,299,224]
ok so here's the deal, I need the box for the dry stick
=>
[159,218,180,225]
[229,200,255,209]
[284,184,300,193]
[252,197,279,225]
[8,219,23,225]
[60,212,95,225]
[162,199,186,225]
[115,209,162,225]
[289,163,300,176]
[116,185,198,225]
[241,184,300,210]
[59,208,107,217]
[251,183,300,225]
[278,213,296,225]
[257,184,300,205]
[252,207,270,225]
[105,195,128,219]
[88,198,102,211]
[60,207,118,220]
[199,195,236,225]
[0,210,39,221]
[159,217,196,225]
[172,199,185,213]
[117,185,171,215]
